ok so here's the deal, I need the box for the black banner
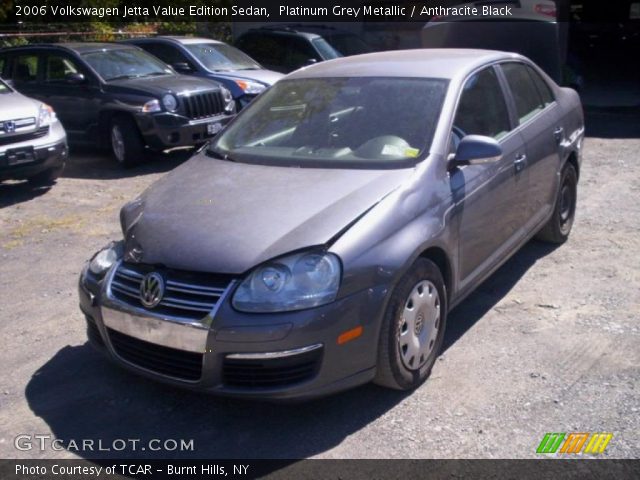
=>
[2,460,640,480]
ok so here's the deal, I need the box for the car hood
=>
[121,154,412,274]
[0,91,39,121]
[209,69,284,86]
[104,74,220,97]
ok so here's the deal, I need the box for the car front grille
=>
[0,126,49,146]
[181,91,225,120]
[109,262,233,321]
[222,348,323,388]
[107,328,203,381]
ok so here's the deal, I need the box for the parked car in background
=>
[0,77,67,185]
[123,37,283,110]
[234,25,371,74]
[79,49,584,400]
[0,43,236,167]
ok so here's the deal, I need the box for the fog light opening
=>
[337,326,363,345]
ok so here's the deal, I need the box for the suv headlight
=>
[232,250,341,313]
[89,241,123,277]
[142,99,161,113]
[234,80,266,95]
[38,103,57,126]
[162,94,178,112]
[220,86,235,114]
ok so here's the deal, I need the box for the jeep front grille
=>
[181,91,225,120]
[109,262,233,321]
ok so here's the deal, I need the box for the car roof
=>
[286,48,521,81]
[1,42,137,54]
[243,27,321,40]
[129,36,224,46]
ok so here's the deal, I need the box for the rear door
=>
[499,62,562,230]
[451,65,529,292]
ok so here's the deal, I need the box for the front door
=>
[450,65,529,293]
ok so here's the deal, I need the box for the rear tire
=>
[536,163,578,244]
[110,116,145,168]
[28,164,64,187]
[374,258,447,390]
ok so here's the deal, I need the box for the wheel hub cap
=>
[399,280,441,370]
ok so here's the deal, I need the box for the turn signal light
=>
[337,326,363,345]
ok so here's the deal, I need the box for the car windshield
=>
[0,79,10,93]
[184,43,261,71]
[82,48,173,81]
[325,33,372,56]
[209,77,448,169]
[311,38,341,60]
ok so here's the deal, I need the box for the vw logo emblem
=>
[139,272,164,309]
[4,121,15,133]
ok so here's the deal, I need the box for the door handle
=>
[514,154,527,173]
[554,126,564,143]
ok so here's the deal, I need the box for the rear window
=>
[501,62,545,124]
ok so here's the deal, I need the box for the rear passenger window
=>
[454,67,511,140]
[141,44,189,67]
[12,54,39,85]
[527,66,555,107]
[501,63,545,124]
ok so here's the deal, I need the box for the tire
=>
[110,116,145,168]
[27,164,64,187]
[374,258,447,390]
[536,163,578,244]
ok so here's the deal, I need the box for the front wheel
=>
[110,116,145,168]
[536,163,578,244]
[374,258,447,390]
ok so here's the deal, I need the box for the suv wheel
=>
[110,116,144,168]
[374,258,447,390]
[536,163,578,244]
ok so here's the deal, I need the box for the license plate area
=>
[7,147,36,166]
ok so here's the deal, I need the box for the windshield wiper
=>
[206,148,236,162]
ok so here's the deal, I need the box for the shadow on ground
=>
[61,146,195,180]
[24,240,557,464]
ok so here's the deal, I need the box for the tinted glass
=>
[82,49,172,81]
[527,65,554,106]
[185,43,261,71]
[325,33,372,56]
[0,78,10,94]
[12,54,39,85]
[210,77,448,168]
[454,67,511,139]
[311,38,341,60]
[285,38,319,70]
[237,34,286,67]
[502,62,545,123]
[141,43,188,65]
[44,55,79,83]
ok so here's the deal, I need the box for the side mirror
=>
[449,135,502,168]
[65,72,86,85]
[172,62,193,73]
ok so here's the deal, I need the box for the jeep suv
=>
[0,77,67,185]
[0,43,236,167]
[123,37,283,110]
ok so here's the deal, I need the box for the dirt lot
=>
[0,114,638,460]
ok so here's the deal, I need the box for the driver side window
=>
[452,67,511,151]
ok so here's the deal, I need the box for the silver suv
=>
[0,77,67,185]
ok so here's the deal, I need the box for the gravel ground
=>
[0,119,638,460]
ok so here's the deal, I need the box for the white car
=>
[0,78,67,185]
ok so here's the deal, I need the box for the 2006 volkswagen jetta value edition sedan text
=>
[78,49,584,400]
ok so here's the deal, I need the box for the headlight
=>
[234,80,266,95]
[162,94,178,112]
[220,86,235,114]
[141,99,161,113]
[232,250,341,313]
[38,103,57,126]
[89,242,122,276]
